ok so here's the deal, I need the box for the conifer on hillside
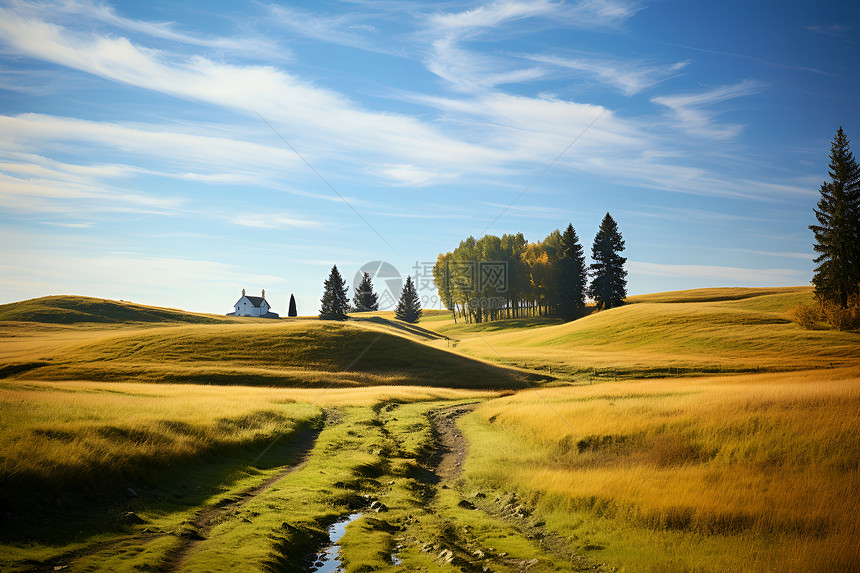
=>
[353,272,380,312]
[588,213,627,310]
[811,127,860,308]
[558,223,588,320]
[395,275,422,323]
[319,265,349,320]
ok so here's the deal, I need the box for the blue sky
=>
[0,0,857,315]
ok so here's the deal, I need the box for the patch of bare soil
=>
[429,403,477,482]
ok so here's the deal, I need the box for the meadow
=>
[0,380,497,571]
[426,287,859,379]
[0,297,527,389]
[457,367,860,571]
[1,288,858,571]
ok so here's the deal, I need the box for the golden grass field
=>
[0,380,492,495]
[426,286,859,378]
[1,288,858,572]
[0,300,526,389]
[459,366,860,571]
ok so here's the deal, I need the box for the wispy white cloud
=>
[427,0,635,32]
[267,4,388,54]
[0,154,139,183]
[623,206,766,223]
[376,163,459,187]
[427,0,561,32]
[426,35,547,92]
[0,171,183,215]
[421,0,636,93]
[743,178,818,198]
[8,0,280,55]
[525,53,687,96]
[230,214,323,230]
[40,221,94,228]
[368,210,474,220]
[0,8,509,182]
[0,1,813,217]
[721,248,813,261]
[628,260,807,285]
[805,23,855,40]
[0,113,301,181]
[482,202,570,219]
[651,79,767,139]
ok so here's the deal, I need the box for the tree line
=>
[318,265,422,323]
[432,213,627,324]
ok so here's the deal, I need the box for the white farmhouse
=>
[229,289,280,318]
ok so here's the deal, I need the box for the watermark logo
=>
[412,260,509,310]
[354,260,510,312]
[353,261,402,311]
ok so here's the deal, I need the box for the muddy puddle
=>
[308,513,362,572]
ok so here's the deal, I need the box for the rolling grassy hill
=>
[0,295,230,324]
[5,288,855,387]
[421,286,860,379]
[0,306,530,388]
[2,288,859,572]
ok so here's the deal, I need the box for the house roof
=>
[239,296,267,308]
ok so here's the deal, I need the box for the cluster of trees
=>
[801,127,860,330]
[432,213,627,324]
[318,266,422,323]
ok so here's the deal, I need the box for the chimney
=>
[262,289,266,299]
[242,288,245,296]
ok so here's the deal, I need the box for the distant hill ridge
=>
[0,295,227,324]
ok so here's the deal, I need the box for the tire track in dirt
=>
[429,403,477,483]
[426,402,610,572]
[25,425,321,573]
[161,424,320,572]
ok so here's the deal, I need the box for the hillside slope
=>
[0,296,229,324]
[2,319,529,389]
[423,287,860,379]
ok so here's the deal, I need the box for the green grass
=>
[0,383,500,572]
[3,388,576,572]
[0,295,231,324]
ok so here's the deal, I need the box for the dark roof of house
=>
[238,296,267,308]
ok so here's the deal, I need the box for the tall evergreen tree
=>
[353,272,380,312]
[588,213,627,310]
[395,275,422,323]
[288,294,298,317]
[558,223,588,320]
[319,265,349,320]
[810,127,860,308]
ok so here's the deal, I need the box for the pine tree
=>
[588,213,627,310]
[319,265,350,320]
[810,127,860,308]
[288,294,298,317]
[395,275,422,323]
[353,271,380,312]
[558,223,588,320]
